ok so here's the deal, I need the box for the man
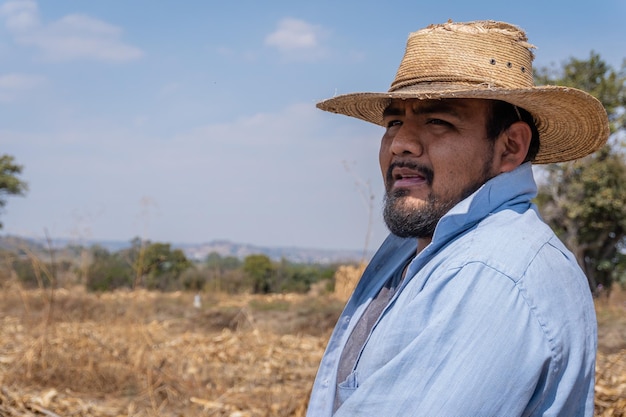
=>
[306,20,609,416]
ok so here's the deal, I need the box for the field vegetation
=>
[0,256,624,416]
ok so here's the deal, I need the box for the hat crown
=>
[390,20,536,92]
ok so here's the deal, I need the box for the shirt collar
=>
[433,162,538,247]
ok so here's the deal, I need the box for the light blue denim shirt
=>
[306,163,597,417]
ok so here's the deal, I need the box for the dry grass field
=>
[0,282,624,416]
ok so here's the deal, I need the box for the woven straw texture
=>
[317,20,609,164]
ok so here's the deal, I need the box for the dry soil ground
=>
[0,285,624,416]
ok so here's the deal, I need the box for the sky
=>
[1,0,624,253]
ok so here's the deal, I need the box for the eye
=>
[386,119,402,129]
[427,118,452,126]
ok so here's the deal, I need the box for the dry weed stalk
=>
[333,263,366,301]
[13,231,60,384]
[342,160,375,264]
[0,288,623,416]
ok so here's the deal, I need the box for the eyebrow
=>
[382,105,404,118]
[419,102,463,117]
[383,100,466,118]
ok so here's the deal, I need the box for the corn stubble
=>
[0,281,624,416]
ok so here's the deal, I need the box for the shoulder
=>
[412,207,595,366]
[445,207,576,282]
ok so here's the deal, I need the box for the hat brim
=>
[317,84,610,164]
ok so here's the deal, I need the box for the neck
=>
[416,237,432,254]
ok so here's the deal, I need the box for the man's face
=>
[379,98,499,238]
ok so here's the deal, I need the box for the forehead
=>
[383,98,492,117]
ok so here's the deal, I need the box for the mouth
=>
[387,162,433,190]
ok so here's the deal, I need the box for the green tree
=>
[0,155,28,228]
[243,254,275,294]
[85,246,134,291]
[535,52,626,294]
[274,258,337,293]
[241,254,338,294]
[134,242,192,290]
[204,252,244,293]
[205,252,242,272]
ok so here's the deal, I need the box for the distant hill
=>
[176,240,368,264]
[0,235,369,265]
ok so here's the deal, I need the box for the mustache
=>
[385,161,434,187]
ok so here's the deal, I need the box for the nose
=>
[389,121,423,157]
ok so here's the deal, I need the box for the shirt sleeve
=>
[334,262,557,417]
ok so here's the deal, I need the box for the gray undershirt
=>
[334,256,413,412]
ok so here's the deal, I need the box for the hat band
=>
[390,79,509,93]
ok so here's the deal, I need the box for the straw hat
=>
[317,20,610,164]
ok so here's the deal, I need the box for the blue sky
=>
[2,0,624,253]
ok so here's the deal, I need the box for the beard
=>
[383,186,455,239]
[383,156,495,239]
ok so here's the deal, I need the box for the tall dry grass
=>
[0,274,624,416]
[0,284,339,416]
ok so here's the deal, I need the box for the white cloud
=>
[0,72,44,101]
[0,0,143,62]
[264,18,329,61]
[0,0,38,31]
[0,72,43,88]
[49,14,121,37]
[173,102,323,149]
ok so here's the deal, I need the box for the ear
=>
[496,121,532,173]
